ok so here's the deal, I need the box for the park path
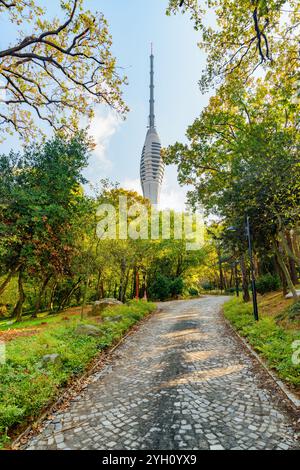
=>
[24,297,299,450]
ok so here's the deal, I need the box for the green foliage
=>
[201,281,215,291]
[0,0,127,141]
[165,1,300,301]
[256,274,281,295]
[148,274,171,301]
[188,287,199,297]
[225,287,239,295]
[0,301,156,446]
[224,298,300,387]
[148,274,184,301]
[167,1,299,92]
[169,277,184,297]
[280,301,300,322]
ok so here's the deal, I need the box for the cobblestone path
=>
[24,297,299,450]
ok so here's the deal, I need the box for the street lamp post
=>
[246,216,259,321]
[227,217,259,321]
[234,261,239,298]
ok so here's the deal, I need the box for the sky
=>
[1,0,211,211]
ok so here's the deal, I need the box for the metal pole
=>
[135,270,139,300]
[246,216,259,321]
[234,263,239,297]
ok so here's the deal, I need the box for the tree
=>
[167,1,300,89]
[164,76,300,300]
[0,133,91,319]
[0,0,127,140]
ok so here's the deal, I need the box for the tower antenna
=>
[149,43,155,128]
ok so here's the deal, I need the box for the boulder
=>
[88,298,123,317]
[41,353,61,366]
[285,290,300,299]
[105,315,123,323]
[75,324,102,337]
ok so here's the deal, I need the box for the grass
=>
[0,300,156,447]
[223,295,300,390]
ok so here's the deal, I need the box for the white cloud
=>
[88,110,121,173]
[120,173,188,212]
[159,178,188,212]
[122,177,142,194]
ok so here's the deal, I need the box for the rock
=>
[285,290,300,299]
[105,315,123,323]
[41,354,61,366]
[74,324,102,337]
[88,298,123,317]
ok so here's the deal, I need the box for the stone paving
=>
[24,297,299,450]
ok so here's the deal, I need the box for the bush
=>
[0,300,156,446]
[201,281,215,291]
[148,275,184,300]
[282,301,300,321]
[169,277,184,297]
[256,273,280,295]
[223,298,300,387]
[188,287,199,297]
[148,274,171,300]
[225,287,238,295]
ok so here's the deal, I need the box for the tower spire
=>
[149,44,155,128]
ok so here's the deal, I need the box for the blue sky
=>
[1,0,210,210]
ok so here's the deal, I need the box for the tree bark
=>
[32,275,51,318]
[12,268,26,322]
[286,230,298,284]
[217,248,224,292]
[81,276,89,321]
[240,254,250,302]
[57,278,82,311]
[49,279,58,312]
[95,268,102,300]
[0,265,20,297]
[274,256,288,296]
[273,240,298,302]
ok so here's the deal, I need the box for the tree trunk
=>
[217,248,224,292]
[0,265,20,297]
[81,276,89,321]
[12,269,26,322]
[57,278,82,311]
[95,268,102,300]
[240,254,250,302]
[132,266,137,299]
[122,269,130,303]
[286,230,298,284]
[32,275,51,318]
[118,259,127,302]
[274,256,288,296]
[49,280,58,312]
[229,268,234,288]
[273,240,298,302]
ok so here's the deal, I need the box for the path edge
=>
[222,311,300,411]
[11,306,161,450]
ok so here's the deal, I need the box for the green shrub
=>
[201,281,215,291]
[0,300,156,446]
[256,273,280,295]
[188,287,199,296]
[148,274,171,300]
[283,301,300,321]
[224,298,300,387]
[170,277,184,297]
[0,404,24,432]
[225,287,239,295]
